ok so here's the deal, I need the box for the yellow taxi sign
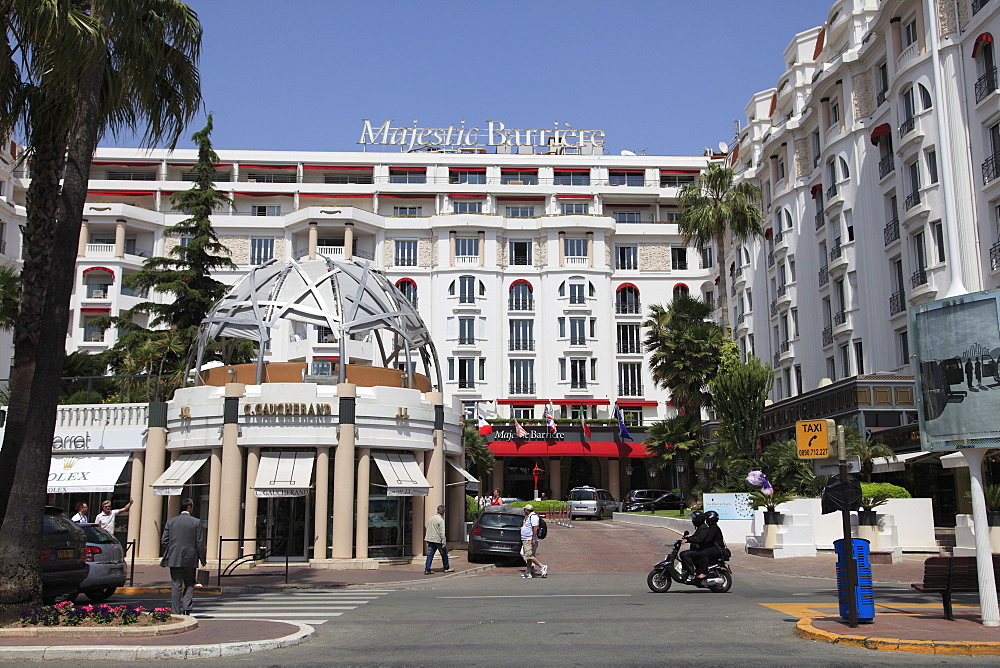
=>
[795,419,835,459]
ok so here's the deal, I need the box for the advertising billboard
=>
[911,291,1000,451]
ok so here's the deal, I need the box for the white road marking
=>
[438,594,632,599]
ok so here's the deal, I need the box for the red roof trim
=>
[616,400,658,407]
[768,93,777,118]
[87,190,155,197]
[510,279,533,291]
[550,399,611,405]
[233,192,291,197]
[80,307,111,313]
[972,33,994,59]
[553,169,591,173]
[495,399,549,405]
[556,194,593,199]
[167,162,232,167]
[302,165,372,170]
[83,266,115,277]
[92,161,158,167]
[812,28,826,60]
[381,194,436,199]
[449,193,487,199]
[660,169,700,174]
[449,166,486,171]
[312,355,340,360]
[298,193,372,198]
[240,164,296,170]
[501,167,538,173]
[496,196,545,201]
[489,442,650,457]
[609,169,645,174]
[389,166,427,171]
[616,283,639,293]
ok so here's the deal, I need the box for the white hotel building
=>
[2,131,714,563]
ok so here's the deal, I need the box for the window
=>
[251,205,280,216]
[826,356,837,382]
[838,157,850,181]
[854,341,864,375]
[395,279,417,307]
[561,202,588,214]
[612,211,642,224]
[569,358,587,388]
[554,170,590,186]
[616,285,640,314]
[479,357,486,381]
[903,18,918,47]
[449,170,486,184]
[569,283,586,304]
[247,171,294,184]
[506,206,534,218]
[454,201,482,214]
[876,63,889,103]
[897,329,910,367]
[509,281,533,310]
[393,206,422,216]
[394,240,418,266]
[660,173,696,188]
[564,238,587,259]
[609,171,644,186]
[501,170,538,185]
[811,130,821,167]
[249,237,274,265]
[926,149,938,185]
[512,405,534,420]
[618,362,643,396]
[700,247,713,268]
[311,359,333,376]
[671,247,687,270]
[459,276,476,303]
[455,237,479,259]
[509,240,532,266]
[830,98,840,127]
[570,318,586,345]
[777,157,785,182]
[457,358,475,388]
[661,209,681,222]
[794,365,803,396]
[389,168,425,184]
[933,221,946,263]
[509,360,535,394]
[558,317,566,338]
[841,344,851,377]
[617,245,638,270]
[901,87,916,124]
[509,319,534,351]
[918,84,932,111]
[458,317,475,345]
[323,171,373,185]
[617,323,641,353]
[913,231,927,269]
[908,160,921,198]
[461,402,476,419]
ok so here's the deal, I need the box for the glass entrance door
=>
[260,495,310,561]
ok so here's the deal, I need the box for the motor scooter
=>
[646,531,733,593]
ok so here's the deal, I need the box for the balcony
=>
[884,218,900,246]
[815,211,825,230]
[890,290,906,316]
[570,380,588,390]
[569,337,587,346]
[973,0,990,12]
[457,379,476,389]
[565,256,588,266]
[774,229,784,245]
[984,151,1000,186]
[826,184,839,200]
[818,265,829,287]
[618,384,643,396]
[822,326,833,347]
[911,267,928,288]
[83,328,105,343]
[898,116,916,139]
[777,283,787,298]
[737,313,745,325]
[876,89,887,107]
[509,298,534,311]
[769,299,777,317]
[458,337,475,346]
[878,154,895,179]
[617,342,642,354]
[773,353,780,368]
[615,301,641,315]
[975,68,997,104]
[897,41,919,71]
[458,294,476,304]
[569,295,587,305]
[829,242,843,261]
[85,243,115,257]
[509,339,535,351]
[833,309,847,326]
[767,252,775,267]
[992,241,1000,272]
[509,382,535,395]
[454,255,479,266]
[904,191,921,210]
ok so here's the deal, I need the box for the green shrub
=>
[506,500,567,513]
[465,494,480,521]
[859,482,910,499]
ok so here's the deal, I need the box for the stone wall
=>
[794,138,811,179]
[534,237,547,266]
[496,235,507,267]
[852,70,875,120]
[418,237,435,267]
[639,243,670,271]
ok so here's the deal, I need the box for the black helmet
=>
[704,510,720,525]
[689,510,705,527]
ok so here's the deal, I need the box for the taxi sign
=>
[795,419,835,459]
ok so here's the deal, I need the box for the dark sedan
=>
[468,505,524,562]
[41,506,88,604]
[623,492,685,512]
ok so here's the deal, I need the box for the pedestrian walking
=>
[520,504,547,578]
[424,505,454,575]
[160,498,206,615]
[71,502,89,524]
[93,498,133,534]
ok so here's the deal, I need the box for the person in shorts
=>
[520,504,547,578]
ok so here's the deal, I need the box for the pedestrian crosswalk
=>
[193,589,392,626]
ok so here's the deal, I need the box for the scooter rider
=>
[679,511,706,581]
[693,510,725,582]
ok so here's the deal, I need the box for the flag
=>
[580,412,592,439]
[614,404,633,441]
[514,416,529,439]
[476,403,493,436]
[544,406,558,436]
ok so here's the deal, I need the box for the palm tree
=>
[644,414,701,504]
[677,163,764,333]
[0,1,202,620]
[0,265,20,331]
[463,424,495,506]
[848,438,897,483]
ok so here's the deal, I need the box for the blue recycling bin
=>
[833,538,875,623]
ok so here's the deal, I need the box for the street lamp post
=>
[532,463,545,501]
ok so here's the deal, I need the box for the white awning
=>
[446,459,477,487]
[48,453,130,494]
[253,451,315,498]
[941,452,969,469]
[872,451,927,473]
[152,452,210,496]
[372,452,431,497]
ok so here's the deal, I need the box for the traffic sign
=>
[796,419,835,459]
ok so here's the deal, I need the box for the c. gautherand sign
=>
[359,119,605,151]
[795,419,835,459]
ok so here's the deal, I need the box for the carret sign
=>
[359,119,605,151]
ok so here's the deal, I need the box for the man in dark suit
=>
[160,498,206,615]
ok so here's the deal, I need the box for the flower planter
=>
[857,510,878,526]
[763,523,779,549]
[857,523,879,547]
[763,511,783,525]
[987,511,1000,527]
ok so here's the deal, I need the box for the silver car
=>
[567,486,617,520]
[77,524,127,601]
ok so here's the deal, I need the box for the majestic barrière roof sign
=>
[358,119,605,151]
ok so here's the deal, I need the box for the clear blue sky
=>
[106,0,834,156]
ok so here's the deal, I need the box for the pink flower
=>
[134,606,146,612]
[154,607,171,612]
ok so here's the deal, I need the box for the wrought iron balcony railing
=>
[975,67,997,104]
[833,309,847,326]
[509,340,535,351]
[911,267,928,288]
[890,290,905,316]
[777,283,787,298]
[830,243,843,261]
[972,0,989,13]
[822,326,833,346]
[991,241,1000,272]
[878,154,895,179]
[984,151,1000,186]
[769,300,777,317]
[884,218,900,246]
[826,184,839,199]
[818,265,829,286]
[904,191,921,210]
[898,116,915,138]
[815,211,825,230]
[509,298,534,311]
[876,89,887,106]
[509,382,535,395]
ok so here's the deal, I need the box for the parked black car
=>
[624,492,685,512]
[622,489,671,512]
[468,505,524,562]
[41,506,88,604]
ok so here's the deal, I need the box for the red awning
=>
[489,441,650,458]
[312,355,340,360]
[674,282,689,291]
[553,169,591,173]
[495,399,549,405]
[550,399,611,406]
[449,193,486,199]
[660,169,700,174]
[501,167,538,173]
[302,165,372,170]
[167,162,232,167]
[972,33,994,59]
[557,194,593,199]
[510,279,533,291]
[92,161,158,167]
[496,196,545,201]
[389,166,426,171]
[768,92,777,118]
[240,163,295,170]
[87,190,155,197]
[810,183,823,199]
[81,307,110,313]
[606,203,650,208]
[616,283,638,293]
[813,28,826,59]
[609,169,645,174]
[380,194,435,199]
[233,192,291,197]
[449,167,486,172]
[870,123,892,146]
[764,227,773,238]
[83,266,115,278]
[395,278,416,286]
[298,193,371,198]
[616,400,658,407]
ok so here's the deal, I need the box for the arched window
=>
[673,283,690,298]
[395,278,417,307]
[509,279,533,310]
[972,34,995,104]
[918,84,932,111]
[616,284,641,314]
[838,156,850,181]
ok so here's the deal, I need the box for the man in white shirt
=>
[93,498,133,533]
[71,502,89,524]
[520,504,547,579]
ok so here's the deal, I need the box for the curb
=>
[0,621,314,661]
[118,586,222,595]
[795,618,1000,655]
[0,615,197,638]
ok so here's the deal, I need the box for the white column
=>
[314,446,330,560]
[114,219,126,258]
[78,220,89,258]
[206,448,222,563]
[962,449,1000,627]
[243,447,260,556]
[332,383,356,558]
[126,451,144,550]
[355,448,370,559]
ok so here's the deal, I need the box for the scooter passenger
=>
[693,510,725,582]
[679,511,707,581]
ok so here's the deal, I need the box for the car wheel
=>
[85,586,117,602]
[647,569,672,593]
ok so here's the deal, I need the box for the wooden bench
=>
[911,555,1000,620]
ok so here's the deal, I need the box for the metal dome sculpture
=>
[188,256,441,389]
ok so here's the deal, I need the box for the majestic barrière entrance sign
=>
[359,119,605,151]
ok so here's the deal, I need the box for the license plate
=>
[58,549,73,558]
[490,544,512,550]
[109,567,123,575]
